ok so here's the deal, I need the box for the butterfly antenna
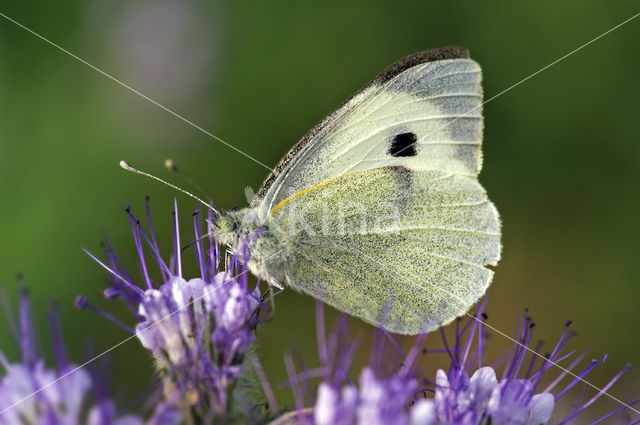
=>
[119,161,220,218]
[164,158,213,201]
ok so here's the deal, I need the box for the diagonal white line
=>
[1,5,638,420]
[0,256,273,417]
[483,10,640,106]
[390,10,640,157]
[0,331,139,416]
[348,9,640,414]
[0,11,273,172]
[464,313,640,415]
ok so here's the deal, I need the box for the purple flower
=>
[308,366,419,425]
[81,199,269,422]
[0,284,143,425]
[357,367,417,425]
[268,302,636,425]
[314,381,358,425]
[426,367,554,425]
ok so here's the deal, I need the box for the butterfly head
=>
[210,207,263,248]
[213,211,236,232]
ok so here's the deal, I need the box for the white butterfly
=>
[216,47,500,334]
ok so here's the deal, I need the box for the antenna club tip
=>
[164,159,176,171]
[117,160,219,215]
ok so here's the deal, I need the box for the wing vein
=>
[298,249,422,320]
[297,239,469,309]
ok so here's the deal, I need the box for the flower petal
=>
[527,393,554,425]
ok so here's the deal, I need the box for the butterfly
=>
[208,47,500,334]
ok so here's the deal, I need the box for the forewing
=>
[269,167,500,334]
[252,47,484,220]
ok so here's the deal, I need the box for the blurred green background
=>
[1,0,639,422]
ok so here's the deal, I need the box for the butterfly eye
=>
[388,132,417,157]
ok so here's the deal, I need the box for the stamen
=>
[315,301,329,382]
[370,297,396,368]
[459,314,477,375]
[135,223,171,277]
[558,399,639,425]
[75,296,134,334]
[580,363,631,409]
[327,316,359,386]
[512,321,535,380]
[207,205,220,279]
[339,364,353,387]
[173,199,182,278]
[533,320,573,385]
[291,347,314,403]
[18,282,36,367]
[477,300,487,368]
[192,210,205,279]
[103,287,121,299]
[551,320,573,360]
[145,196,169,281]
[382,329,406,362]
[250,355,279,415]
[524,340,544,379]
[341,335,362,384]
[369,317,386,371]
[554,355,607,401]
[82,249,144,298]
[126,207,152,289]
[543,350,588,393]
[503,311,527,380]
[403,333,429,377]
[455,318,462,366]
[284,353,305,411]
[529,350,577,382]
[439,326,457,369]
[48,304,68,370]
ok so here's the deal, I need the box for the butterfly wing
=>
[251,47,485,221]
[249,47,501,333]
[269,167,500,334]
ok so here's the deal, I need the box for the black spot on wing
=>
[388,132,418,157]
[252,47,470,207]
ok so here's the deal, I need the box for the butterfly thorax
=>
[212,208,287,288]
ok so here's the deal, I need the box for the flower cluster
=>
[271,302,637,425]
[4,198,631,425]
[0,284,143,425]
[79,199,269,423]
[314,367,420,425]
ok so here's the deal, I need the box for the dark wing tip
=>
[376,46,470,85]
[252,46,471,204]
[416,46,470,61]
